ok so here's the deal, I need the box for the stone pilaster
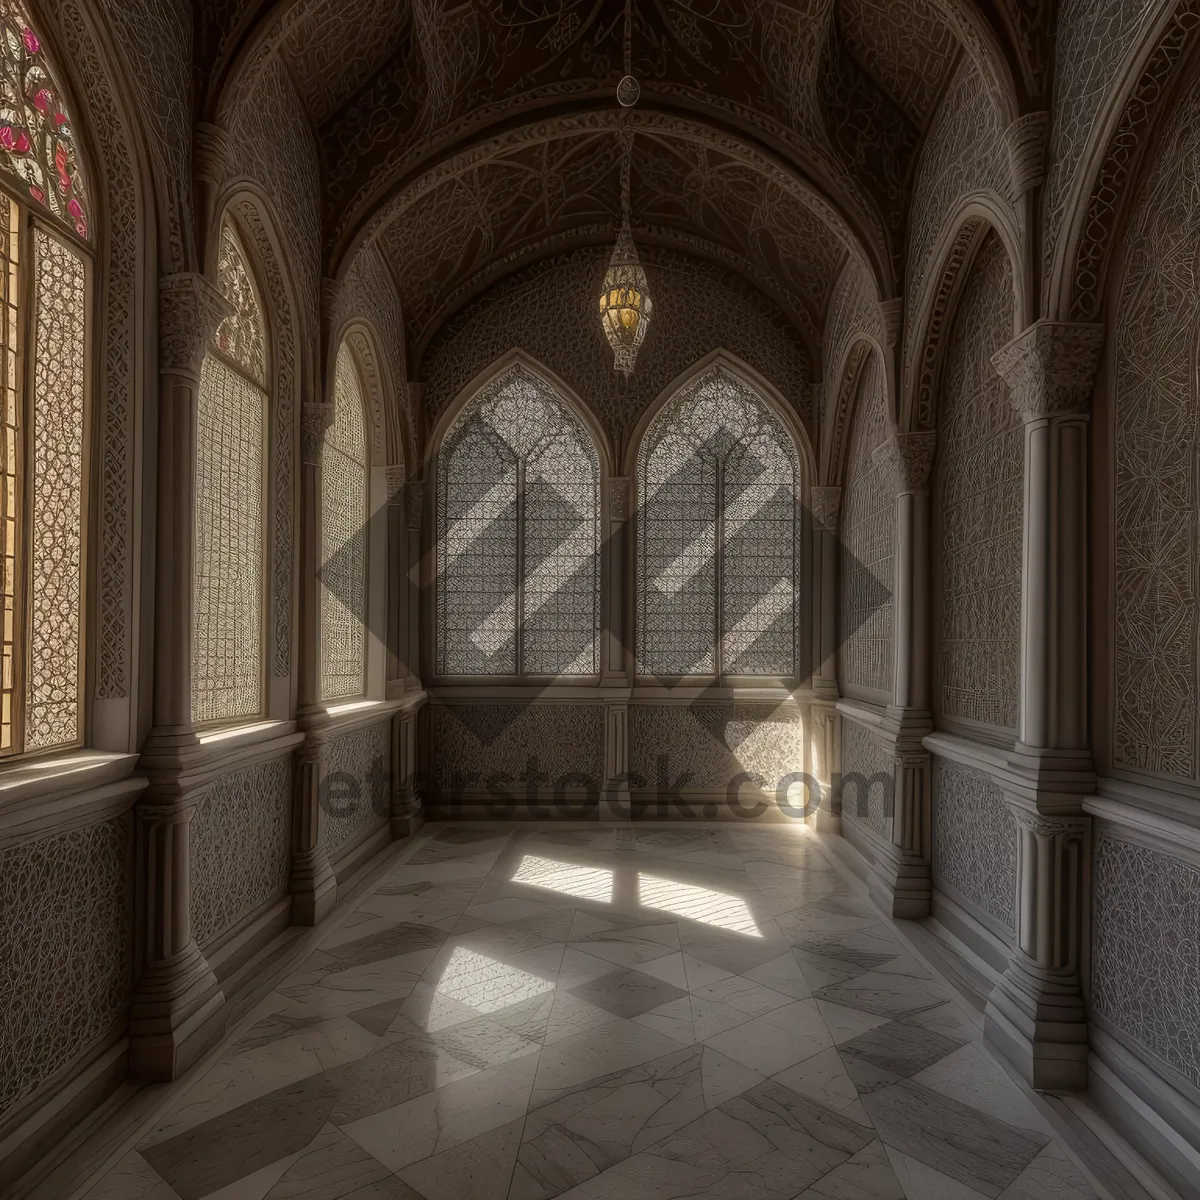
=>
[808,701,840,833]
[391,707,424,837]
[869,432,936,918]
[385,464,408,693]
[810,486,841,702]
[130,275,232,1080]
[602,703,631,822]
[290,731,336,925]
[605,477,632,680]
[405,481,425,684]
[985,319,1103,1091]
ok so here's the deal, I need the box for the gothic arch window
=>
[636,365,802,679]
[321,341,369,700]
[0,3,91,756]
[436,363,600,677]
[191,219,267,725]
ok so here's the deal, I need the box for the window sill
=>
[0,749,139,806]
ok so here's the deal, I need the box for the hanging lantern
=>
[599,217,652,376]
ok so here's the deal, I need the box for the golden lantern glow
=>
[599,218,652,375]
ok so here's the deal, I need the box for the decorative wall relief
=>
[840,718,894,838]
[1093,833,1200,1088]
[1112,68,1200,779]
[935,232,1021,736]
[432,703,605,794]
[931,756,1017,934]
[628,703,806,797]
[189,757,292,949]
[839,354,894,699]
[0,816,132,1121]
[320,720,392,855]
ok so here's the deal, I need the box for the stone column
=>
[602,703,631,823]
[872,431,937,918]
[605,477,632,679]
[809,486,841,832]
[405,481,425,682]
[292,403,337,926]
[385,465,408,692]
[130,275,232,1080]
[985,319,1103,1091]
[391,707,424,837]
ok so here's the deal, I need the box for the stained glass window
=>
[636,366,801,678]
[0,2,88,239]
[436,365,600,676]
[321,343,369,700]
[191,221,266,725]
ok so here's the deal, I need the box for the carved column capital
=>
[871,431,937,495]
[810,486,841,532]
[405,480,426,531]
[159,273,233,380]
[992,320,1104,422]
[1004,111,1051,199]
[301,403,334,464]
[385,464,406,506]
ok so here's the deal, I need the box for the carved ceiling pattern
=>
[377,126,843,353]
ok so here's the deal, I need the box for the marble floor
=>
[82,824,1108,1200]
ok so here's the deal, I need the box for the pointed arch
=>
[432,351,604,679]
[632,354,810,681]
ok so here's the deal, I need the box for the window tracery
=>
[0,179,89,756]
[636,366,801,679]
[191,220,267,725]
[321,342,369,700]
[436,364,600,677]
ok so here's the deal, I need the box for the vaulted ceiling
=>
[201,1,1044,363]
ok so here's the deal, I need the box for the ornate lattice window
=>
[636,366,801,678]
[191,221,267,725]
[0,7,91,758]
[321,342,369,700]
[436,364,600,676]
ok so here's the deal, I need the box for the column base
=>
[984,954,1089,1091]
[599,783,631,824]
[290,844,337,926]
[866,843,932,920]
[128,941,224,1081]
[809,804,841,835]
[391,806,426,840]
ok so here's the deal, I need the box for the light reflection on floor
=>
[638,873,763,936]
[511,854,615,901]
[508,855,763,937]
[433,946,555,1016]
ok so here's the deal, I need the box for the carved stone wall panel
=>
[0,816,132,1122]
[432,703,604,792]
[905,58,1008,315]
[1112,70,1200,779]
[935,233,1021,735]
[1042,0,1158,291]
[1093,832,1200,1088]
[839,355,894,697]
[840,718,894,838]
[92,0,193,269]
[931,756,1017,934]
[189,757,292,949]
[422,246,813,462]
[628,704,806,794]
[53,1,139,700]
[320,720,392,855]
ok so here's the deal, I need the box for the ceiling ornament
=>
[599,123,653,377]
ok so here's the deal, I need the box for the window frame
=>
[190,216,271,730]
[630,361,810,688]
[429,360,606,685]
[0,176,94,761]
